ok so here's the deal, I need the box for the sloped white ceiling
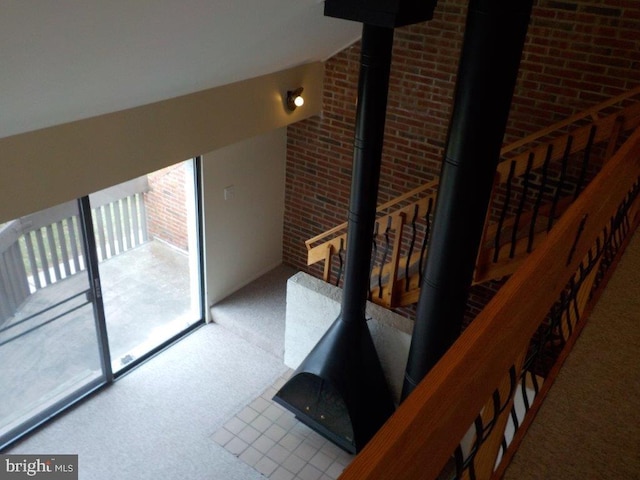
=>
[0,0,360,139]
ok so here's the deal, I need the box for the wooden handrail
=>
[308,86,640,249]
[306,87,640,309]
[500,84,640,155]
[340,125,640,479]
[495,101,640,180]
[305,179,439,249]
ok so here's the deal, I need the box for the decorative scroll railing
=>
[306,86,640,309]
[0,177,149,324]
[339,123,640,480]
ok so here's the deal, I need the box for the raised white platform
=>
[284,272,414,405]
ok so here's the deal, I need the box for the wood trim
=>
[339,126,640,480]
[500,85,640,155]
[305,180,440,249]
[491,212,640,480]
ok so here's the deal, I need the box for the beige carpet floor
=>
[504,229,640,479]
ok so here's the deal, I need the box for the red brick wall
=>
[283,0,640,284]
[145,162,190,252]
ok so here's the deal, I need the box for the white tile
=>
[334,450,354,465]
[282,454,306,475]
[279,432,303,452]
[224,416,247,435]
[297,463,323,480]
[238,424,261,444]
[251,414,273,433]
[254,456,278,477]
[238,446,262,467]
[266,443,290,464]
[276,412,298,431]
[270,466,295,480]
[264,423,287,442]
[253,434,276,454]
[325,460,346,479]
[237,406,259,424]
[225,437,248,456]
[305,431,326,449]
[291,422,313,438]
[250,396,271,413]
[210,428,234,447]
[272,376,288,390]
[263,403,285,422]
[319,475,333,480]
[293,440,317,462]
[262,386,278,399]
[309,451,333,472]
[319,441,343,460]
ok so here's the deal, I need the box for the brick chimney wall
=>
[283,0,639,320]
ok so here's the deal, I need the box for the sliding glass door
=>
[0,158,204,447]
[0,199,108,448]
[89,159,203,374]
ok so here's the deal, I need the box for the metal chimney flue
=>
[402,0,534,400]
[273,23,396,454]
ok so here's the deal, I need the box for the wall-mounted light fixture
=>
[286,87,304,111]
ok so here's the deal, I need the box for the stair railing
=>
[306,86,640,308]
[339,120,640,480]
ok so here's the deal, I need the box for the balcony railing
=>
[339,121,640,479]
[0,177,149,325]
[306,86,640,310]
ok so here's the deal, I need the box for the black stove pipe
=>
[402,0,534,400]
[342,24,394,325]
[274,24,396,454]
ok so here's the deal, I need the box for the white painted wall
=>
[202,128,287,308]
[0,63,323,224]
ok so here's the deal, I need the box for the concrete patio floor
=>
[0,239,198,441]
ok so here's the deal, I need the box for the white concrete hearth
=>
[284,272,414,405]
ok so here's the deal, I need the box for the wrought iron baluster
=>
[610,216,620,250]
[566,214,588,266]
[510,154,533,259]
[547,135,573,232]
[454,446,465,480]
[335,238,345,287]
[500,437,508,461]
[528,144,553,253]
[574,125,597,199]
[418,197,433,284]
[405,204,420,292]
[494,161,516,262]
[529,369,540,397]
[369,222,379,298]
[510,404,520,432]
[569,277,580,327]
[378,216,393,299]
[560,290,573,339]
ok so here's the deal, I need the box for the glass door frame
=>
[0,157,206,448]
[110,156,206,379]
[0,198,110,450]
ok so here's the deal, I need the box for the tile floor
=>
[212,371,354,480]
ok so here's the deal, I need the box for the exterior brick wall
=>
[145,162,190,252]
[283,0,640,311]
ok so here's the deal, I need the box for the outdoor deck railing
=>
[339,123,640,479]
[0,177,149,324]
[306,86,640,309]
